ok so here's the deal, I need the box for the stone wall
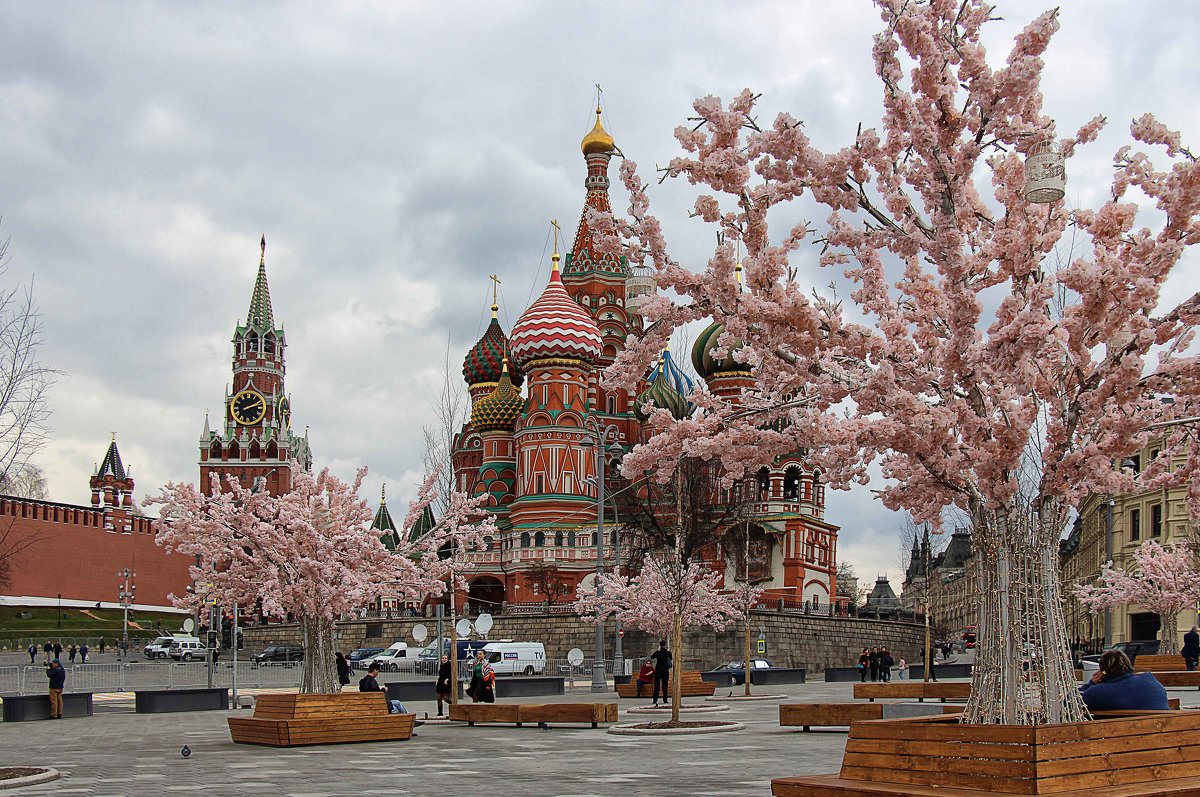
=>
[243,611,923,673]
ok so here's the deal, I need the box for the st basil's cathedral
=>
[449,108,839,614]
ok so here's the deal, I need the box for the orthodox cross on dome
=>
[246,234,274,331]
[489,274,501,318]
[551,219,562,270]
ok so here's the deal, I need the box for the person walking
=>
[880,648,893,682]
[335,652,351,688]
[868,646,880,682]
[897,657,908,680]
[46,660,65,719]
[98,638,106,655]
[435,655,453,715]
[211,644,221,666]
[42,641,52,663]
[52,641,62,661]
[79,643,88,664]
[68,644,77,663]
[28,643,37,664]
[467,650,495,704]
[650,640,672,706]
[858,648,870,682]
[1182,626,1200,671]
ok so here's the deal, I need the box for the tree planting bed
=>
[772,710,1200,796]
[228,692,414,747]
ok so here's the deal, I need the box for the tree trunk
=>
[299,614,339,694]
[1160,612,1180,655]
[671,606,683,724]
[743,610,753,697]
[963,504,1089,725]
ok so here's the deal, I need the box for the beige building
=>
[1060,432,1200,652]
[902,528,977,639]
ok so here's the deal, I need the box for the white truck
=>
[481,641,546,676]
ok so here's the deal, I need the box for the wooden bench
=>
[1151,671,1200,688]
[1134,654,1189,672]
[780,702,961,730]
[852,681,971,702]
[449,702,617,728]
[228,692,414,747]
[615,671,716,698]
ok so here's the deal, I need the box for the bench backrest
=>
[1134,654,1188,672]
[254,692,388,720]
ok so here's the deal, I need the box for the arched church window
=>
[567,531,576,547]
[520,532,531,548]
[210,441,222,458]
[483,536,494,551]
[534,531,546,547]
[263,334,275,356]
[249,440,261,459]
[554,531,564,547]
[757,467,771,500]
[245,333,258,355]
[266,441,278,459]
[783,466,800,500]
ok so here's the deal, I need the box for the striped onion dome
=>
[647,350,695,398]
[636,357,691,421]
[509,256,602,368]
[690,321,751,379]
[463,316,523,388]
[471,360,524,432]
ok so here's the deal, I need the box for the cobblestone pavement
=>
[3,678,1197,797]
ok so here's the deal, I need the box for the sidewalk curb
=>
[0,768,60,790]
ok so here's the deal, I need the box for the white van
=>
[144,635,199,660]
[371,642,412,672]
[482,641,546,676]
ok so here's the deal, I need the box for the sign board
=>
[756,638,767,655]
[618,629,625,638]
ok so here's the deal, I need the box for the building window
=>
[607,395,616,414]
[520,532,531,548]
[1151,504,1162,537]
[535,474,544,494]
[757,467,770,500]
[567,531,576,547]
[1126,455,1141,474]
[534,531,546,547]
[1130,508,1141,541]
[783,466,801,500]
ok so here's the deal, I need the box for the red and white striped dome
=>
[510,267,602,367]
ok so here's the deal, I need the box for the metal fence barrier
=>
[0,661,304,696]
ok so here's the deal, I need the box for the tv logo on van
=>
[503,652,518,660]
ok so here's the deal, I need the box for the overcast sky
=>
[2,1,1197,590]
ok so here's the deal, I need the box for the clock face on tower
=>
[277,396,291,430]
[231,389,267,425]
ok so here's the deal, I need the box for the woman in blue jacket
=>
[1079,650,1169,711]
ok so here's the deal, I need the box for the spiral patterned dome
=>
[509,261,602,368]
[636,358,691,421]
[472,360,524,432]
[463,316,523,388]
[647,350,695,397]
[690,321,751,379]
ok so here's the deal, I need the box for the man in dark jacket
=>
[47,660,66,718]
[650,640,672,706]
[1183,626,1200,671]
[359,664,406,714]
[1080,650,1169,711]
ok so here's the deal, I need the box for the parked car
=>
[168,640,210,662]
[712,658,774,685]
[347,647,385,670]
[252,644,305,663]
[145,635,198,660]
[1081,639,1160,672]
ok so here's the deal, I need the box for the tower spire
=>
[246,234,275,330]
[551,219,561,273]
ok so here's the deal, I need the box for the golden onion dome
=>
[472,359,524,433]
[581,106,615,155]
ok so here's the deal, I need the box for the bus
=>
[961,626,977,649]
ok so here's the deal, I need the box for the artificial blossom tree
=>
[575,556,752,723]
[151,464,494,693]
[1074,540,1200,655]
[595,0,1200,724]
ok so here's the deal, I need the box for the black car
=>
[252,644,305,663]
[347,647,385,670]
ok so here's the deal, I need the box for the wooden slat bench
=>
[852,682,971,702]
[1133,654,1188,672]
[228,692,414,747]
[449,702,618,728]
[615,671,716,698]
[780,703,961,731]
[772,710,1200,796]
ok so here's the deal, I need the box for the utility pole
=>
[591,437,607,691]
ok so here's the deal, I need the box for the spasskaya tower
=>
[198,236,312,496]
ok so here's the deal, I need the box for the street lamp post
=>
[117,569,136,652]
[582,418,622,689]
[1103,495,1115,650]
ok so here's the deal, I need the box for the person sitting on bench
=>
[635,659,655,697]
[1080,650,1169,711]
[360,663,407,714]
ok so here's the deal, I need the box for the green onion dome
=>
[690,321,751,379]
[471,360,524,432]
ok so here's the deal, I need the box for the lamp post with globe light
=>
[581,417,623,688]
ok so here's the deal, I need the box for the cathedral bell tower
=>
[199,236,311,496]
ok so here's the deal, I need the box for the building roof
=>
[691,321,751,378]
[509,252,602,367]
[472,360,524,432]
[636,357,691,421]
[96,437,127,480]
[246,235,275,332]
[865,575,901,610]
[463,303,523,388]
